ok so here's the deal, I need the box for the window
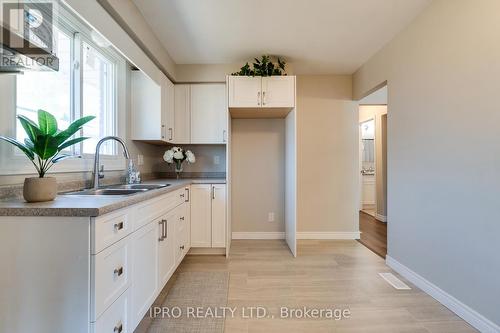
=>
[15,8,122,159]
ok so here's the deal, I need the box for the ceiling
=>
[131,0,432,74]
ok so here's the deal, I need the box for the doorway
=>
[357,85,388,258]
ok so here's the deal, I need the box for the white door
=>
[174,84,190,144]
[190,84,227,144]
[261,76,295,108]
[158,212,176,288]
[162,76,175,143]
[130,221,158,328]
[190,184,212,247]
[211,184,226,248]
[228,76,262,108]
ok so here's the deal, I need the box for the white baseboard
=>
[232,232,285,239]
[231,232,361,240]
[386,256,499,333]
[375,213,387,222]
[297,232,361,240]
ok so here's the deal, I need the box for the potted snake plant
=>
[0,109,95,202]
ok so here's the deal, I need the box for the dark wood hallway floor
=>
[358,211,387,258]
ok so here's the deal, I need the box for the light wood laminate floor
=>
[137,240,477,333]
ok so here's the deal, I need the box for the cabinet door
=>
[228,76,262,108]
[211,184,226,248]
[190,84,227,144]
[158,212,176,289]
[174,84,191,144]
[176,202,190,263]
[130,222,158,328]
[190,184,212,247]
[162,76,175,143]
[131,70,162,141]
[261,76,295,108]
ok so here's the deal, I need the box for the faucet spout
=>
[93,136,130,189]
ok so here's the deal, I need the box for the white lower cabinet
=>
[91,289,130,333]
[211,184,227,248]
[190,183,226,248]
[130,221,159,328]
[158,210,176,288]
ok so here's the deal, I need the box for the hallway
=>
[358,211,387,258]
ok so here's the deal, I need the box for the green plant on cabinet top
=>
[232,55,287,76]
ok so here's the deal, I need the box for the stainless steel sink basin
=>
[65,184,170,196]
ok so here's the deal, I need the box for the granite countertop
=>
[0,178,226,217]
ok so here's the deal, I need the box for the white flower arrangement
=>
[163,147,195,178]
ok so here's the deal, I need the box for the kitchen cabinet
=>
[190,183,226,248]
[211,184,226,248]
[174,84,191,144]
[261,76,295,108]
[228,76,295,108]
[157,210,176,289]
[130,221,158,328]
[131,71,175,142]
[190,184,212,247]
[190,84,227,144]
[228,76,262,107]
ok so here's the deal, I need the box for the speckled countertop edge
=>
[0,178,226,217]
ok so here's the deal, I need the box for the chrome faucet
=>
[93,136,131,189]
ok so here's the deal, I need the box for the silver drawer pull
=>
[113,267,124,277]
[114,322,123,333]
[180,193,185,198]
[114,222,124,231]
[180,216,185,221]
[180,245,185,250]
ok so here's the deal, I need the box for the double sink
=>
[66,184,170,196]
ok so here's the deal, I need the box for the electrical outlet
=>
[268,212,275,222]
[213,155,220,165]
[137,154,144,166]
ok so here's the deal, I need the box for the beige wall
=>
[297,75,359,233]
[231,119,285,233]
[353,0,500,326]
[359,105,388,217]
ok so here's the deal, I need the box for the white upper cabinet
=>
[190,84,227,144]
[174,84,191,144]
[131,70,174,142]
[261,76,295,108]
[228,76,295,108]
[228,76,262,108]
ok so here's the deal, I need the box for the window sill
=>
[0,155,126,176]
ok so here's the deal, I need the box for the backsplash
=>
[152,144,226,174]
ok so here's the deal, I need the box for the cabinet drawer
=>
[91,289,130,333]
[92,236,132,321]
[134,188,186,230]
[92,210,131,255]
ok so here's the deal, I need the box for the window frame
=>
[0,4,127,176]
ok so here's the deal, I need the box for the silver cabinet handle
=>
[180,245,185,250]
[212,186,216,200]
[114,222,124,231]
[161,124,165,139]
[223,130,227,143]
[262,91,266,105]
[113,267,123,277]
[168,128,173,141]
[257,91,261,106]
[158,220,165,241]
[114,322,123,333]
[185,188,190,202]
[180,216,185,221]
[163,219,168,239]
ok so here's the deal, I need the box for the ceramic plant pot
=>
[23,177,57,203]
